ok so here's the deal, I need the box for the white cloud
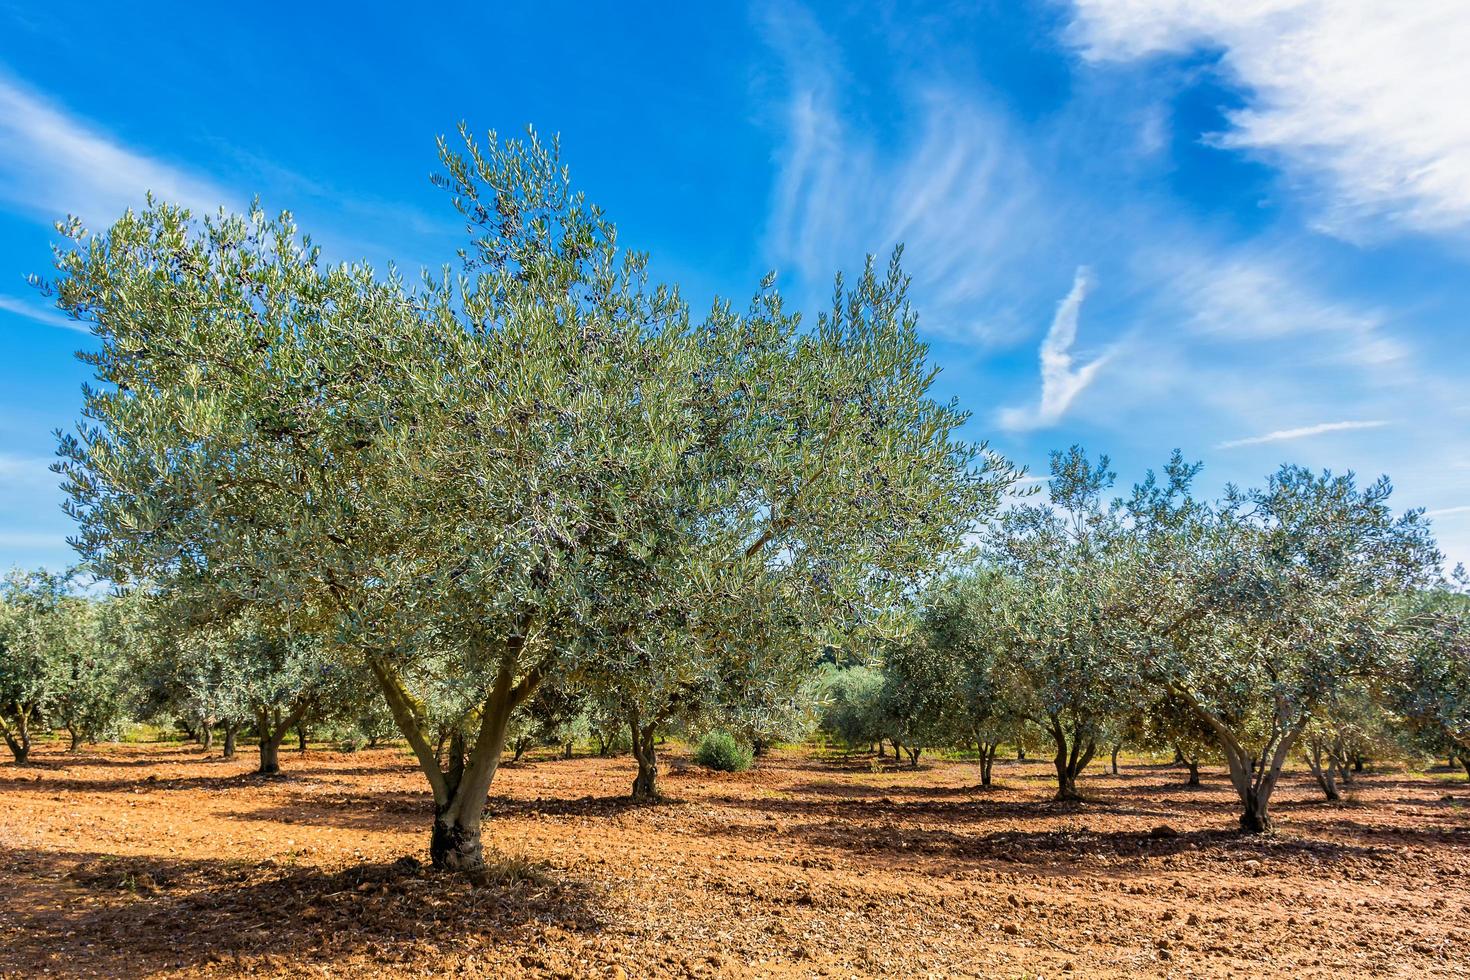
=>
[999,267,1113,431]
[1164,249,1407,369]
[0,295,88,334]
[1426,505,1470,518]
[759,5,1048,343]
[0,453,59,493]
[1217,419,1388,449]
[1070,0,1470,236]
[0,530,67,550]
[0,74,232,225]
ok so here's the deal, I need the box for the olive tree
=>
[1397,572,1470,779]
[817,664,887,753]
[1134,689,1216,786]
[49,127,1015,868]
[0,570,75,762]
[917,572,1024,786]
[1124,460,1439,832]
[47,592,135,752]
[985,447,1135,801]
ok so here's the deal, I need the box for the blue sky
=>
[1,0,1467,572]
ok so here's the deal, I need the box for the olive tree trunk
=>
[258,736,282,775]
[1304,740,1340,802]
[3,707,34,763]
[1047,717,1096,802]
[369,641,547,873]
[255,702,310,776]
[222,722,238,759]
[630,716,659,800]
[978,739,1000,787]
[1173,686,1305,834]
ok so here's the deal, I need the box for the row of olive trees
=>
[821,448,1463,834]
[0,577,382,769]
[0,570,673,773]
[42,125,1016,871]
[0,570,137,761]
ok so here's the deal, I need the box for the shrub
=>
[694,731,753,772]
[336,734,368,753]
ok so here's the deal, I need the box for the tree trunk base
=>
[430,819,484,872]
[630,721,660,800]
[1238,809,1273,834]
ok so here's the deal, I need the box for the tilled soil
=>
[0,742,1465,978]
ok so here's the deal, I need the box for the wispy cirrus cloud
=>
[0,73,233,225]
[1217,419,1388,449]
[0,295,87,334]
[758,4,1049,344]
[1069,0,1470,238]
[999,267,1113,431]
[0,72,449,272]
[1426,505,1470,518]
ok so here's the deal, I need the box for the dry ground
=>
[0,741,1466,979]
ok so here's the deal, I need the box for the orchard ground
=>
[0,743,1465,978]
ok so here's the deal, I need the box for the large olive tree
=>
[49,127,1014,869]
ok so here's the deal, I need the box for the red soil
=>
[0,742,1465,978]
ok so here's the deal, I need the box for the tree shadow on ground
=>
[709,787,1179,826]
[781,779,994,800]
[0,769,339,796]
[0,845,602,976]
[4,751,200,770]
[233,789,663,831]
[229,790,433,831]
[1273,811,1470,847]
[695,810,1404,880]
[803,754,943,775]
[486,794,656,819]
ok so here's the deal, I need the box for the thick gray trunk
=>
[630,719,659,800]
[430,808,484,871]
[259,735,282,775]
[1240,788,1273,833]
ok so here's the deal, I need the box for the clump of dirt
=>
[1,741,1466,977]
